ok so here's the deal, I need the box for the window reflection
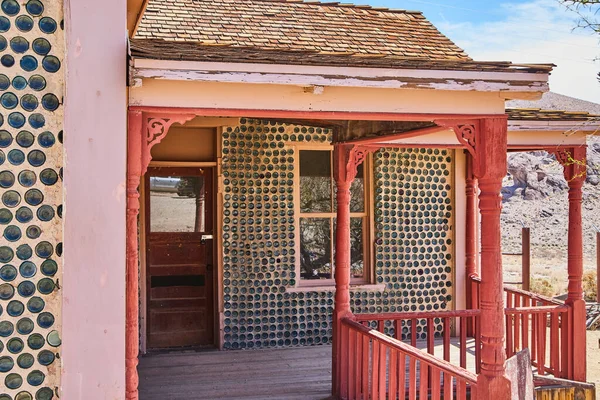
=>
[150,176,205,232]
[300,218,332,279]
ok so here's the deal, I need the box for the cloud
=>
[436,0,600,103]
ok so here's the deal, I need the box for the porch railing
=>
[470,276,573,379]
[355,310,482,374]
[340,317,479,400]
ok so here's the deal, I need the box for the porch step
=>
[534,376,596,400]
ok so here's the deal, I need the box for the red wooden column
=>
[439,117,511,397]
[126,110,143,400]
[465,153,479,337]
[476,118,511,397]
[332,144,370,397]
[125,111,195,400]
[555,146,587,381]
[465,153,479,309]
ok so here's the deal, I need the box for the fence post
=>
[522,227,530,292]
[597,231,600,303]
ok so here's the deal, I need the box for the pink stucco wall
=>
[63,0,127,398]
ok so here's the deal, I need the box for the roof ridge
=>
[246,0,424,15]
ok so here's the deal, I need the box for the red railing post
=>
[555,146,587,381]
[522,227,531,292]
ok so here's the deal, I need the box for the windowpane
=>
[350,218,364,278]
[300,218,332,280]
[150,176,206,232]
[350,163,365,212]
[300,150,332,213]
[332,217,365,279]
[333,162,365,213]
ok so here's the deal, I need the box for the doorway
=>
[145,167,214,349]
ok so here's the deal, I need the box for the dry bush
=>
[583,270,597,302]
[530,277,556,297]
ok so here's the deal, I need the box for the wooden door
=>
[145,167,214,349]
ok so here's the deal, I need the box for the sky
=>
[359,0,600,103]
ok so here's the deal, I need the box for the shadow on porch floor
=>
[138,345,334,400]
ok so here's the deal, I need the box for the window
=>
[298,148,369,285]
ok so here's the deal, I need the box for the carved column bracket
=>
[141,115,196,175]
[335,144,376,185]
[435,119,481,173]
[553,146,587,184]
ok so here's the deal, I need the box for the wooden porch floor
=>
[138,338,478,400]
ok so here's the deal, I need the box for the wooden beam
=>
[340,124,446,145]
[129,106,507,122]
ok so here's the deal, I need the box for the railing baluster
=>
[349,328,356,400]
[560,310,568,378]
[398,351,406,400]
[457,377,466,400]
[443,372,452,400]
[362,335,369,400]
[537,313,546,375]
[523,297,530,358]
[419,359,428,400]
[427,317,434,390]
[460,316,467,369]
[341,322,349,398]
[378,320,385,334]
[443,317,451,362]
[354,328,361,400]
[378,341,386,400]
[389,348,398,400]
[531,306,537,365]
[372,340,380,400]
[431,366,441,399]
[550,312,559,376]
[409,356,417,400]
[506,293,514,358]
[514,294,521,351]
[475,315,481,374]
[411,318,417,347]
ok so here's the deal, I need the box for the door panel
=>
[145,167,214,349]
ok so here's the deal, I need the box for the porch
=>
[138,338,479,400]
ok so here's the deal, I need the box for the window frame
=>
[292,143,373,288]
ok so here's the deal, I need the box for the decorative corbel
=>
[141,114,196,174]
[435,119,480,171]
[553,146,587,184]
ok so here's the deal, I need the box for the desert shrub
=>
[583,270,597,302]
[530,277,556,297]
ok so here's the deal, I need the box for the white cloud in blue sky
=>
[361,0,600,103]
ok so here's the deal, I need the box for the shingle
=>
[134,0,470,60]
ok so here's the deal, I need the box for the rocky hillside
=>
[500,136,600,289]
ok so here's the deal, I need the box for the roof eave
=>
[131,58,550,97]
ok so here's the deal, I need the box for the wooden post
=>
[555,146,587,381]
[597,231,600,304]
[332,144,370,397]
[125,112,195,400]
[437,116,512,397]
[466,153,479,335]
[473,118,511,398]
[522,227,531,292]
[126,110,143,400]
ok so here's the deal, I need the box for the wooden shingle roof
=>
[134,0,470,60]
